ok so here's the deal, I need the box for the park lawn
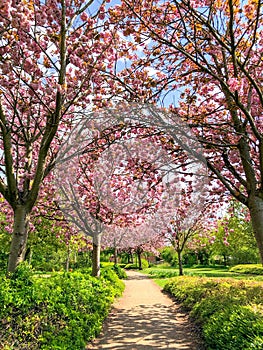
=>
[154,278,169,288]
[144,264,263,287]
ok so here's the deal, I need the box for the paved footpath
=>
[86,270,205,350]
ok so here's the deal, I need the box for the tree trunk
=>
[7,205,30,273]
[114,246,118,265]
[223,253,227,267]
[65,244,70,272]
[177,250,184,276]
[137,249,142,270]
[92,234,101,277]
[128,250,133,264]
[248,195,263,264]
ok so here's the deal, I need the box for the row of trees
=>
[161,200,259,274]
[0,199,258,274]
[0,0,262,273]
[113,0,263,261]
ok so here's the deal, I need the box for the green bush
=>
[0,263,124,349]
[100,266,125,296]
[141,258,149,269]
[229,264,263,275]
[160,246,178,266]
[204,305,263,350]
[124,263,137,269]
[164,276,263,350]
[118,263,127,268]
[112,264,127,279]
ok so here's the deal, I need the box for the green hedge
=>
[0,263,124,349]
[164,276,263,350]
[229,264,263,275]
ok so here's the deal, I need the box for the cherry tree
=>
[109,0,263,263]
[54,103,208,275]
[56,183,105,276]
[0,0,131,272]
[54,113,167,276]
[102,167,210,272]
[0,0,211,274]
[166,193,217,275]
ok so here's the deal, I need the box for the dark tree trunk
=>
[223,254,227,266]
[137,249,142,270]
[248,195,263,265]
[177,250,184,276]
[128,250,133,264]
[7,205,30,273]
[114,246,118,265]
[92,234,101,277]
[65,244,70,272]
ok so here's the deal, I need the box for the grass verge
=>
[145,264,263,281]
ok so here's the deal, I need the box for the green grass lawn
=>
[144,264,263,287]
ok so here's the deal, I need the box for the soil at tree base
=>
[86,270,205,349]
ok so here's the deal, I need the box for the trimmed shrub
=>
[118,263,127,268]
[141,258,149,269]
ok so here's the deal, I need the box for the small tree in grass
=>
[165,189,217,275]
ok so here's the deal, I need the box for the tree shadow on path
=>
[91,305,203,349]
[86,270,206,349]
[125,273,151,280]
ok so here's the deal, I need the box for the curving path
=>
[86,270,205,350]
